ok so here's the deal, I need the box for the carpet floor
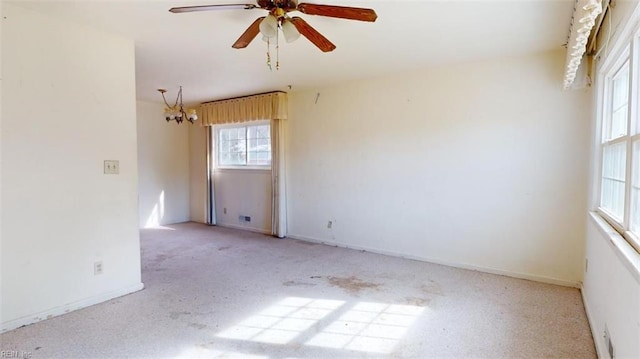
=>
[1,222,596,358]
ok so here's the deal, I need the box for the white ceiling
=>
[11,0,574,104]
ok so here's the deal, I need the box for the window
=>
[216,121,271,168]
[597,30,640,252]
[600,59,630,221]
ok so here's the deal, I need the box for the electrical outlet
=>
[94,261,103,275]
[223,207,227,214]
[245,216,251,222]
[104,160,119,174]
[327,220,333,229]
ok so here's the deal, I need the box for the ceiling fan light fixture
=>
[259,14,278,38]
[281,18,300,43]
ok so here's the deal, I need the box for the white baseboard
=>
[216,222,271,235]
[287,233,581,288]
[1,282,144,333]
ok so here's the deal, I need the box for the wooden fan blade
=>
[232,17,265,49]
[169,4,257,13]
[297,3,377,22]
[290,17,336,52]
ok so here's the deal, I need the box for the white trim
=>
[216,165,272,171]
[213,167,271,175]
[287,234,581,288]
[597,206,626,231]
[593,9,640,251]
[216,222,271,235]
[589,212,640,283]
[215,167,271,173]
[214,120,272,170]
[1,282,144,333]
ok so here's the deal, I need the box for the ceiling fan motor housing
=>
[258,0,299,11]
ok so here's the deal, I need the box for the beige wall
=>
[214,169,272,233]
[189,125,207,223]
[137,100,190,228]
[286,49,591,286]
[1,4,142,331]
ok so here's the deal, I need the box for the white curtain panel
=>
[206,128,217,225]
[271,118,288,238]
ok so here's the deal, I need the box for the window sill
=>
[589,212,640,283]
[215,167,271,172]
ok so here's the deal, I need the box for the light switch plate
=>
[104,160,119,174]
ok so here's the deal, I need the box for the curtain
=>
[271,119,287,238]
[199,91,288,238]
[206,128,216,225]
[200,91,288,126]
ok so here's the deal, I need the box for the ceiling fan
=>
[169,0,378,52]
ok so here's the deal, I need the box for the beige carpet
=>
[1,222,596,358]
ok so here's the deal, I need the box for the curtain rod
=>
[200,90,287,105]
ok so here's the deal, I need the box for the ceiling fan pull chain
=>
[266,38,272,71]
[276,25,280,71]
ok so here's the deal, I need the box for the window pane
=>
[605,63,630,140]
[248,136,258,152]
[611,106,628,138]
[257,125,270,139]
[219,153,231,166]
[247,151,258,165]
[258,151,271,162]
[217,124,270,167]
[631,141,640,234]
[230,152,246,165]
[247,151,271,165]
[220,129,230,141]
[612,65,629,108]
[248,125,258,139]
[601,142,627,220]
[230,139,246,153]
[220,140,230,153]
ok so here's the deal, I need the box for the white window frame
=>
[595,15,640,253]
[214,120,272,170]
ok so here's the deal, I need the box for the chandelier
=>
[157,86,198,124]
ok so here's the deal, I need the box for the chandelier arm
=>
[160,92,172,108]
[170,87,180,109]
[179,86,187,117]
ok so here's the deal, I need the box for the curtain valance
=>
[200,91,288,126]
